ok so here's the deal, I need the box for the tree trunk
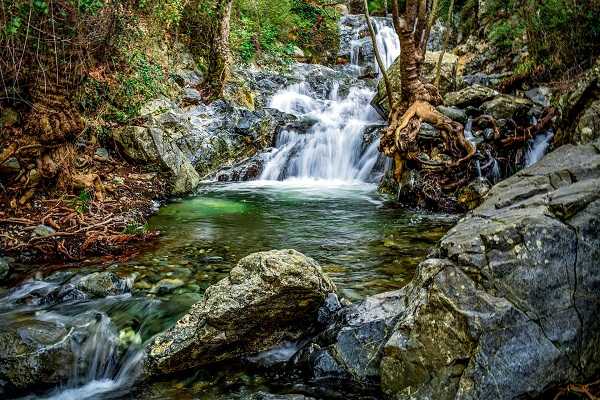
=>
[380,0,475,209]
[204,0,234,99]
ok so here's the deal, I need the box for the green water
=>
[1,181,455,399]
[131,181,454,301]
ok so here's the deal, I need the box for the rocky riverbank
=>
[135,138,600,399]
[292,138,600,399]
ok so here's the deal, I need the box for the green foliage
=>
[488,18,524,51]
[122,221,149,235]
[483,0,600,72]
[229,0,339,64]
[72,190,92,215]
[138,0,185,27]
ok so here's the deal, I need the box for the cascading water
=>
[525,130,554,167]
[260,16,400,183]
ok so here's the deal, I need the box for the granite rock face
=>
[383,140,600,399]
[144,249,336,376]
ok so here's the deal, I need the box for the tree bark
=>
[204,0,234,99]
[435,0,454,87]
[382,0,474,187]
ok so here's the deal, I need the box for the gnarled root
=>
[382,100,476,181]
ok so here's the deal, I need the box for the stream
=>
[0,16,456,400]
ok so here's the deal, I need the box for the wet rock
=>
[481,94,533,120]
[144,249,335,376]
[436,105,468,124]
[0,312,112,393]
[458,72,511,88]
[525,86,552,107]
[33,225,55,237]
[150,278,185,295]
[444,84,499,108]
[456,177,491,210]
[294,290,404,384]
[112,123,200,195]
[0,257,10,282]
[0,320,76,391]
[418,123,441,140]
[379,140,600,399]
[74,271,132,298]
[212,152,269,182]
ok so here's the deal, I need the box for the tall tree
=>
[204,0,234,99]
[379,0,475,184]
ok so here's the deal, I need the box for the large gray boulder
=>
[144,249,335,376]
[380,139,600,399]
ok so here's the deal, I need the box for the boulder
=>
[372,51,459,117]
[481,94,533,120]
[380,140,600,399]
[112,121,200,195]
[0,312,117,393]
[444,84,499,108]
[0,319,77,391]
[144,249,335,376]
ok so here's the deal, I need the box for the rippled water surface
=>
[137,180,454,301]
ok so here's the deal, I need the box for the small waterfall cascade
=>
[525,129,554,167]
[260,16,400,183]
[0,280,145,400]
[372,18,401,72]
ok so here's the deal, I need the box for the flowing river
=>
[0,16,456,400]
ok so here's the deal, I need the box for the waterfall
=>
[260,16,400,183]
[525,130,554,167]
[372,18,400,71]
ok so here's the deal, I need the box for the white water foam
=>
[525,130,554,167]
[260,18,399,183]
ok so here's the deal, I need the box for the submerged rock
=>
[74,271,132,298]
[144,249,335,376]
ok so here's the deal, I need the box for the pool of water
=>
[1,181,455,400]
[134,180,454,301]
